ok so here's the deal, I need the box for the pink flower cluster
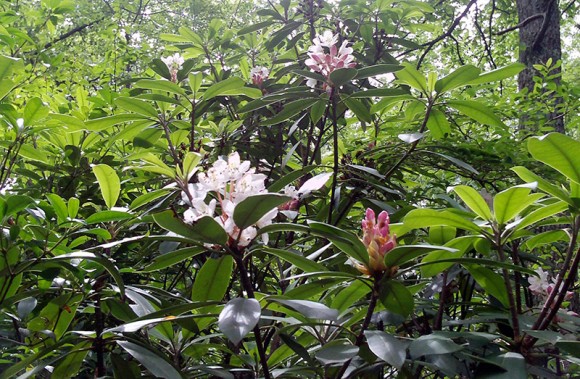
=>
[355,208,397,275]
[305,31,356,93]
[250,66,269,87]
[528,268,574,300]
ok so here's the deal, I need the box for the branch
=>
[494,13,544,36]
[416,0,478,68]
[44,16,107,50]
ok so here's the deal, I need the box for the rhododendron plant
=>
[250,66,269,87]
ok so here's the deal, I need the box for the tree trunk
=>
[516,0,564,132]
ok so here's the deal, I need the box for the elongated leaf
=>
[447,100,505,128]
[435,65,480,93]
[396,63,428,93]
[315,344,359,364]
[46,194,68,223]
[493,183,542,225]
[92,164,120,209]
[379,280,413,317]
[269,298,338,320]
[153,211,228,245]
[365,330,408,369]
[4,195,34,218]
[218,298,261,344]
[511,166,572,204]
[355,64,403,79]
[191,255,233,302]
[409,334,463,358]
[329,68,357,87]
[420,236,477,277]
[528,133,580,185]
[426,109,451,140]
[331,280,371,313]
[262,98,319,126]
[404,209,481,232]
[343,96,371,123]
[477,352,527,379]
[468,63,525,85]
[135,79,185,95]
[510,200,568,231]
[85,210,133,224]
[384,244,457,267]
[23,97,48,126]
[307,221,369,265]
[233,193,290,230]
[464,264,508,307]
[115,97,158,118]
[204,77,254,100]
[451,185,492,220]
[47,252,125,297]
[51,341,92,379]
[143,246,207,272]
[85,114,148,131]
[260,247,327,272]
[117,341,182,379]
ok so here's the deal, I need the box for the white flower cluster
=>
[161,53,185,82]
[250,66,269,86]
[181,152,277,247]
[528,267,573,300]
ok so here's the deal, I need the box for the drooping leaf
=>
[342,96,371,123]
[92,164,121,209]
[233,193,290,230]
[528,133,580,185]
[365,330,409,369]
[191,255,233,302]
[117,341,183,379]
[269,298,339,320]
[307,221,369,266]
[218,298,261,344]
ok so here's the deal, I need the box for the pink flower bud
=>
[357,208,396,275]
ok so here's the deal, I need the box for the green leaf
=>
[315,343,359,364]
[420,236,477,277]
[218,298,261,344]
[204,77,254,100]
[117,341,182,379]
[404,209,481,232]
[447,100,506,128]
[350,88,408,98]
[426,108,451,139]
[153,211,228,246]
[262,98,319,126]
[331,280,371,313]
[115,97,158,118]
[355,64,403,80]
[67,197,79,219]
[5,195,34,218]
[365,330,409,369]
[493,183,542,225]
[468,63,525,85]
[379,280,413,317]
[23,97,48,126]
[233,193,290,230]
[511,166,572,204]
[47,252,125,297]
[85,114,148,131]
[0,55,21,81]
[464,264,509,307]
[342,96,371,123]
[528,133,580,185]
[46,194,68,223]
[51,341,92,379]
[396,63,428,93]
[268,298,338,320]
[329,68,358,87]
[477,352,527,379]
[435,65,480,93]
[451,185,492,220]
[85,210,133,224]
[555,341,580,358]
[409,334,463,358]
[143,246,207,272]
[260,247,327,273]
[92,164,121,209]
[135,79,185,95]
[307,221,369,266]
[510,200,568,231]
[524,230,569,250]
[191,255,233,302]
[384,244,457,267]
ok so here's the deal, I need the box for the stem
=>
[495,232,521,343]
[335,276,381,378]
[94,292,106,376]
[232,250,272,379]
[433,271,448,331]
[189,100,197,152]
[328,89,339,224]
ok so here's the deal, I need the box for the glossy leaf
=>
[528,133,580,184]
[92,164,121,209]
[233,193,290,230]
[260,247,327,272]
[409,334,463,358]
[191,255,233,302]
[379,280,413,317]
[365,330,408,369]
[117,341,182,379]
[269,298,338,320]
[468,63,525,85]
[143,246,207,272]
[404,209,481,232]
[307,221,369,266]
[493,183,542,225]
[328,68,357,87]
[464,264,509,307]
[396,63,428,93]
[384,244,457,267]
[315,343,359,364]
[218,298,261,344]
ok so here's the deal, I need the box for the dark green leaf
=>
[117,341,182,379]
[403,209,481,232]
[464,264,509,307]
[355,64,403,80]
[143,246,207,272]
[315,343,359,364]
[365,330,408,369]
[262,98,319,126]
[269,298,338,320]
[233,193,290,230]
[384,244,457,267]
[260,247,327,273]
[409,334,463,358]
[191,255,233,302]
[307,221,369,266]
[379,280,413,317]
[329,68,357,87]
[153,211,228,245]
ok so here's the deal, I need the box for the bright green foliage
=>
[0,0,579,378]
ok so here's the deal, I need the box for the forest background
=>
[0,0,579,377]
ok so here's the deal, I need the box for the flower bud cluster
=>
[181,152,277,248]
[355,208,397,275]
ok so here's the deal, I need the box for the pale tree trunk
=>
[516,0,564,133]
